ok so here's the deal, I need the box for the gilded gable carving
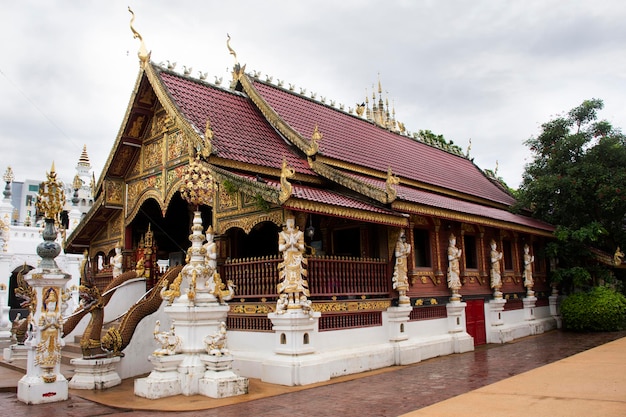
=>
[166,165,186,192]
[218,187,238,211]
[242,192,256,207]
[151,112,170,137]
[110,146,135,176]
[167,130,187,161]
[104,178,124,206]
[128,115,146,138]
[110,212,123,239]
[144,138,163,169]
[129,158,141,177]
[128,174,162,207]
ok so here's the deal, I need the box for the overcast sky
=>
[2,1,625,191]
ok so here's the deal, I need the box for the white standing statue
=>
[392,230,411,305]
[447,233,462,300]
[112,244,123,278]
[36,287,64,382]
[490,239,503,298]
[523,244,535,296]
[277,216,310,309]
[203,225,218,292]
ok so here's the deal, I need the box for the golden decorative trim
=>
[385,166,399,203]
[311,160,388,204]
[306,125,323,157]
[285,198,408,228]
[392,200,553,237]
[231,304,274,314]
[279,157,295,203]
[217,209,283,234]
[126,189,164,224]
[313,300,391,312]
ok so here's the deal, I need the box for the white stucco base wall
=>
[69,302,557,387]
[486,306,557,344]
[229,317,474,386]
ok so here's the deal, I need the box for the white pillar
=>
[17,270,70,404]
[387,305,412,342]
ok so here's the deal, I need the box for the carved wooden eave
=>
[285,198,408,228]
[391,200,554,238]
[309,159,392,204]
[238,73,316,156]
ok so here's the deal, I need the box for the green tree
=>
[516,99,626,292]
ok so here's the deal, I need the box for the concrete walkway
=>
[1,330,625,416]
[401,335,626,417]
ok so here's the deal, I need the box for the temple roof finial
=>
[227,33,238,66]
[128,7,151,67]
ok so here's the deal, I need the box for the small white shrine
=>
[135,160,247,399]
[16,165,71,404]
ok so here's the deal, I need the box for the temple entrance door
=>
[465,299,486,346]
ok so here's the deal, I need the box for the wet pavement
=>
[1,329,625,417]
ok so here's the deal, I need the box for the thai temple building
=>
[53,27,561,386]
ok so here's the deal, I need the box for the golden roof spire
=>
[128,7,151,67]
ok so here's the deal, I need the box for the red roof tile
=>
[157,68,313,175]
[343,171,553,232]
[251,80,516,207]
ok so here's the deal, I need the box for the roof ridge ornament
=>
[385,166,399,204]
[201,117,214,158]
[128,7,151,67]
[279,157,295,203]
[306,125,323,157]
[227,34,246,86]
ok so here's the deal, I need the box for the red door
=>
[465,299,486,346]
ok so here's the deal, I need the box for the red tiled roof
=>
[343,171,553,232]
[157,68,313,175]
[251,80,516,207]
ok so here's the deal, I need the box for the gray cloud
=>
[1,0,625,191]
